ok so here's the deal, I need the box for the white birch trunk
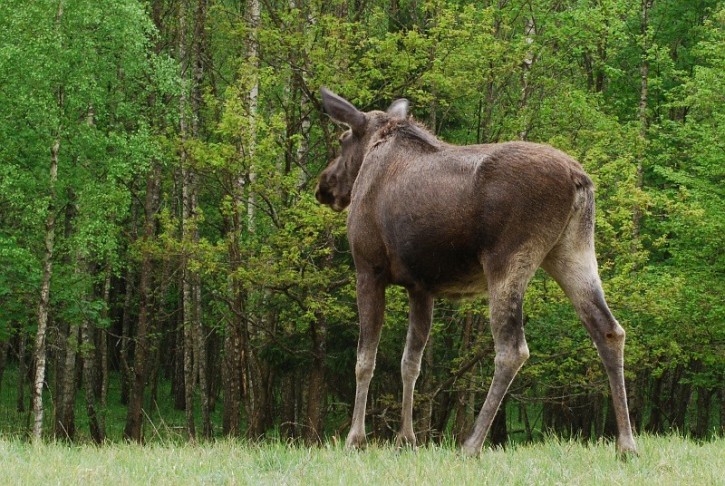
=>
[32,0,65,444]
[32,136,60,442]
[246,0,260,232]
[519,16,536,141]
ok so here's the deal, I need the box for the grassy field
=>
[0,435,723,485]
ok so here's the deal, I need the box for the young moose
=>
[315,88,638,457]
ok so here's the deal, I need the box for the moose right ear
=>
[320,87,367,134]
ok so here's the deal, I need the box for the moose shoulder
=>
[315,87,637,458]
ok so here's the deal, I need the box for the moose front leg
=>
[397,290,433,448]
[346,271,386,449]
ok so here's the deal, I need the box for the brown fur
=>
[315,88,637,457]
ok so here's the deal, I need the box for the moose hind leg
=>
[579,286,638,457]
[543,252,638,458]
[462,274,531,456]
[397,290,433,448]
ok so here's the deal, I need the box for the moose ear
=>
[320,87,367,133]
[387,98,409,119]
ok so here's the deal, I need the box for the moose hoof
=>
[616,439,639,461]
[345,432,367,450]
[395,433,417,451]
[460,441,481,457]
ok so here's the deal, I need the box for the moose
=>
[315,87,638,458]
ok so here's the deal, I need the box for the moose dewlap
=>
[315,87,637,458]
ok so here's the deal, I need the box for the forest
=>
[0,0,722,446]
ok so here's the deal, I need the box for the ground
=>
[1,435,723,485]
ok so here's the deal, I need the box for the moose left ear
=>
[320,87,367,134]
[387,99,409,119]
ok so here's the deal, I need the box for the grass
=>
[2,368,724,484]
[0,435,723,485]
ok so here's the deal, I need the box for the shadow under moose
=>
[314,87,638,459]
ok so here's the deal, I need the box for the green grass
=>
[0,435,723,485]
[2,368,724,484]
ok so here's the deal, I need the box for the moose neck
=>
[370,118,443,154]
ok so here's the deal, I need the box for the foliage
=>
[0,0,722,444]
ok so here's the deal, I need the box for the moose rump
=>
[315,88,637,457]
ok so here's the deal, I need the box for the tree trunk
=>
[675,384,693,432]
[173,311,186,410]
[646,374,664,433]
[518,16,537,141]
[32,135,61,442]
[179,0,196,442]
[191,0,207,140]
[245,0,260,230]
[55,322,78,441]
[179,0,211,440]
[236,0,266,441]
[634,0,654,240]
[119,264,135,406]
[81,261,104,444]
[222,217,244,436]
[0,339,8,397]
[281,371,297,440]
[720,388,725,435]
[243,293,274,441]
[183,277,196,439]
[246,343,273,440]
[207,331,222,413]
[520,401,533,442]
[222,313,243,436]
[17,332,27,412]
[694,387,711,438]
[303,229,333,444]
[671,367,691,432]
[193,280,212,438]
[432,318,460,438]
[98,266,111,438]
[304,314,327,444]
[53,188,78,440]
[123,164,159,442]
[453,312,475,444]
[191,0,212,441]
[146,272,164,410]
[629,374,645,432]
[82,315,103,443]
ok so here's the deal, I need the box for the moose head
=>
[315,88,409,211]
